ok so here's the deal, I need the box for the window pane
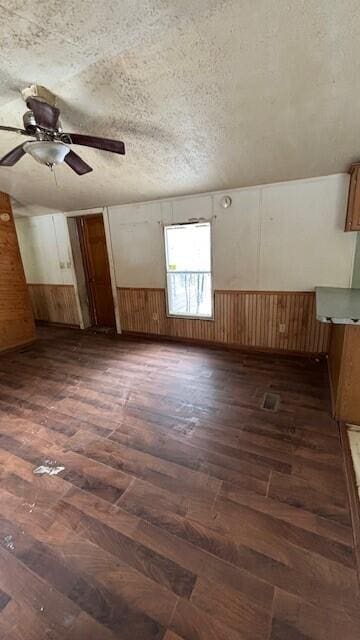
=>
[167,272,212,317]
[165,223,211,272]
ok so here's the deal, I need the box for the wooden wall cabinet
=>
[345,164,360,231]
[328,324,360,423]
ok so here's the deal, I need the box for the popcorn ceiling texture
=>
[0,0,360,215]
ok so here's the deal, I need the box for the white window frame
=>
[164,221,214,320]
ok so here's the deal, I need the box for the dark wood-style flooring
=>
[0,326,359,639]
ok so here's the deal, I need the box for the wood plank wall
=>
[28,284,79,326]
[0,192,35,352]
[117,287,330,354]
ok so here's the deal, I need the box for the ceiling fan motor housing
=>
[23,110,37,135]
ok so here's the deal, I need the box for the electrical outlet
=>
[152,313,158,321]
[279,323,286,333]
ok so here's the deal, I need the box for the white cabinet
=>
[15,214,74,285]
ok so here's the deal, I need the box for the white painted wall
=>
[15,213,74,285]
[108,174,356,291]
[16,174,357,292]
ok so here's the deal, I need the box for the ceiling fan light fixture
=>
[23,140,70,166]
[0,97,125,174]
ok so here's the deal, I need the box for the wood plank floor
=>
[0,326,359,639]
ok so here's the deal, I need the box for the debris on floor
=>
[87,326,115,335]
[33,458,65,476]
[23,502,36,513]
[3,535,15,551]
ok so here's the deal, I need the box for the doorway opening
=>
[69,213,116,329]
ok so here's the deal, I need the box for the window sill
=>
[166,313,215,321]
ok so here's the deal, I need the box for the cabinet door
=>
[337,326,360,423]
[345,164,360,231]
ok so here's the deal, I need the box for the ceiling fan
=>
[0,97,125,175]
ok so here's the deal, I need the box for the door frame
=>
[66,207,121,333]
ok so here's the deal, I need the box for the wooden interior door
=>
[78,214,116,327]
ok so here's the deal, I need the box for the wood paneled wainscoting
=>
[28,284,80,326]
[117,288,330,354]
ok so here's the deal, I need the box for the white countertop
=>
[316,287,360,325]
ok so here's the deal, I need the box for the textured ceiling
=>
[1,0,360,216]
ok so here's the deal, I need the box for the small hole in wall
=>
[261,392,280,412]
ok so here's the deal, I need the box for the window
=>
[164,222,213,318]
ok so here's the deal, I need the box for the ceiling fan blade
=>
[64,150,93,175]
[0,144,25,166]
[0,125,28,135]
[65,133,125,155]
[27,97,60,130]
